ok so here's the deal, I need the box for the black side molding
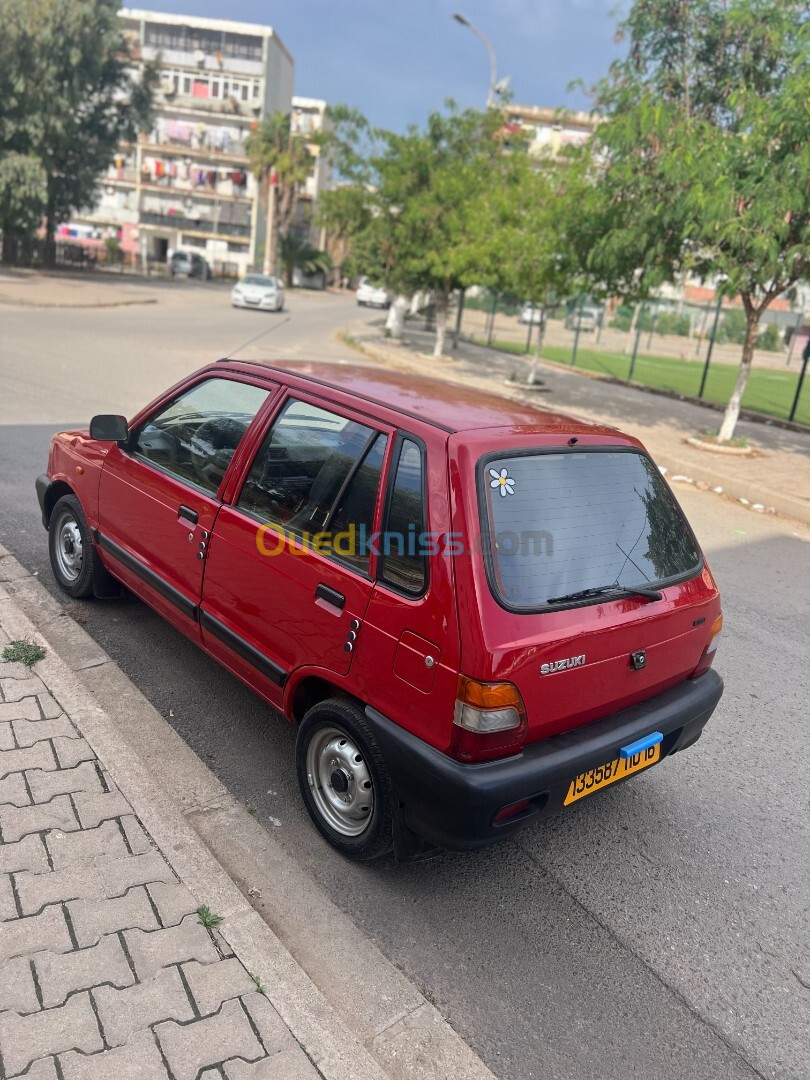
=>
[200,611,287,687]
[95,532,198,621]
[315,583,345,610]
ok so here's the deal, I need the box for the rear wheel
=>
[296,699,394,861]
[48,494,95,598]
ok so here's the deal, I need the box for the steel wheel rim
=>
[306,725,374,837]
[53,510,83,582]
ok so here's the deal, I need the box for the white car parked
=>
[519,303,544,325]
[564,306,603,331]
[356,277,390,308]
[231,275,284,312]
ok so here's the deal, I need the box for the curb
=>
[0,544,497,1080]
[0,295,158,309]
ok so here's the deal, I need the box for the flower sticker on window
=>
[489,467,516,497]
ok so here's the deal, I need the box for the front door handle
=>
[315,583,345,611]
[178,505,198,526]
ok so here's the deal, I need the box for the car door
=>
[200,392,392,706]
[96,375,275,637]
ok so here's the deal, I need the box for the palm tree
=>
[280,233,332,287]
[245,113,313,273]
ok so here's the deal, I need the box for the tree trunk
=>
[433,286,449,357]
[717,305,760,442]
[528,312,547,384]
[385,295,408,340]
[44,188,56,269]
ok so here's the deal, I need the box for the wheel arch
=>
[286,673,362,725]
[44,480,76,526]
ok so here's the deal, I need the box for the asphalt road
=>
[1,283,808,1080]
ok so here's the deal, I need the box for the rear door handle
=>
[178,505,199,526]
[315,583,345,610]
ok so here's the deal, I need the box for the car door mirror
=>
[89,414,129,443]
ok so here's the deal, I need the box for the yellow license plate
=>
[564,743,661,806]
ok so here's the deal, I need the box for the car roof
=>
[218,359,627,439]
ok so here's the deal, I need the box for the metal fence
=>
[454,292,809,426]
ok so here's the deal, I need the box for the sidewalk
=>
[0,269,162,310]
[0,558,382,1079]
[345,321,810,526]
[0,610,366,1080]
[0,543,496,1080]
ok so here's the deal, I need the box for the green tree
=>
[246,113,313,275]
[316,184,374,283]
[501,152,587,381]
[370,106,514,356]
[0,153,46,263]
[279,233,332,287]
[0,0,155,267]
[582,0,810,440]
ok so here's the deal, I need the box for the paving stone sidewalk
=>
[0,651,320,1079]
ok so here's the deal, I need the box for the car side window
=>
[380,438,426,595]
[133,378,270,496]
[238,398,387,574]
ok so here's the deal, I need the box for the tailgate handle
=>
[178,505,198,526]
[315,584,345,611]
[620,732,663,759]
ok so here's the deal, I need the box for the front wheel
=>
[296,699,394,861]
[48,494,95,598]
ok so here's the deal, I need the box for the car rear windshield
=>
[480,449,701,611]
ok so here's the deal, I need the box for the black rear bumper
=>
[366,670,723,852]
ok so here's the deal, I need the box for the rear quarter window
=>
[480,449,701,611]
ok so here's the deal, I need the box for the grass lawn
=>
[471,337,809,426]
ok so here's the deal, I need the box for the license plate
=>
[564,744,661,806]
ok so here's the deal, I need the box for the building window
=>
[182,76,191,94]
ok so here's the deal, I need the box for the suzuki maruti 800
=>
[37,361,723,860]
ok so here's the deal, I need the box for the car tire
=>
[48,494,95,599]
[296,698,394,861]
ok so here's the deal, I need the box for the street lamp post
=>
[452,13,498,108]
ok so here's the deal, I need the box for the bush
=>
[716,308,747,345]
[104,236,122,264]
[609,305,634,332]
[758,324,783,352]
[655,311,691,337]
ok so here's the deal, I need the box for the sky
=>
[129,0,626,132]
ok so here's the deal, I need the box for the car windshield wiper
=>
[546,583,663,605]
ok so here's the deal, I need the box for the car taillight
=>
[693,612,723,677]
[450,676,527,762]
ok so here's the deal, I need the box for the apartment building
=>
[290,96,332,245]
[504,103,598,158]
[71,9,293,275]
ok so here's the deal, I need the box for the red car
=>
[37,361,723,860]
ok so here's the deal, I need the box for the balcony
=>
[139,211,251,241]
[139,134,250,164]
